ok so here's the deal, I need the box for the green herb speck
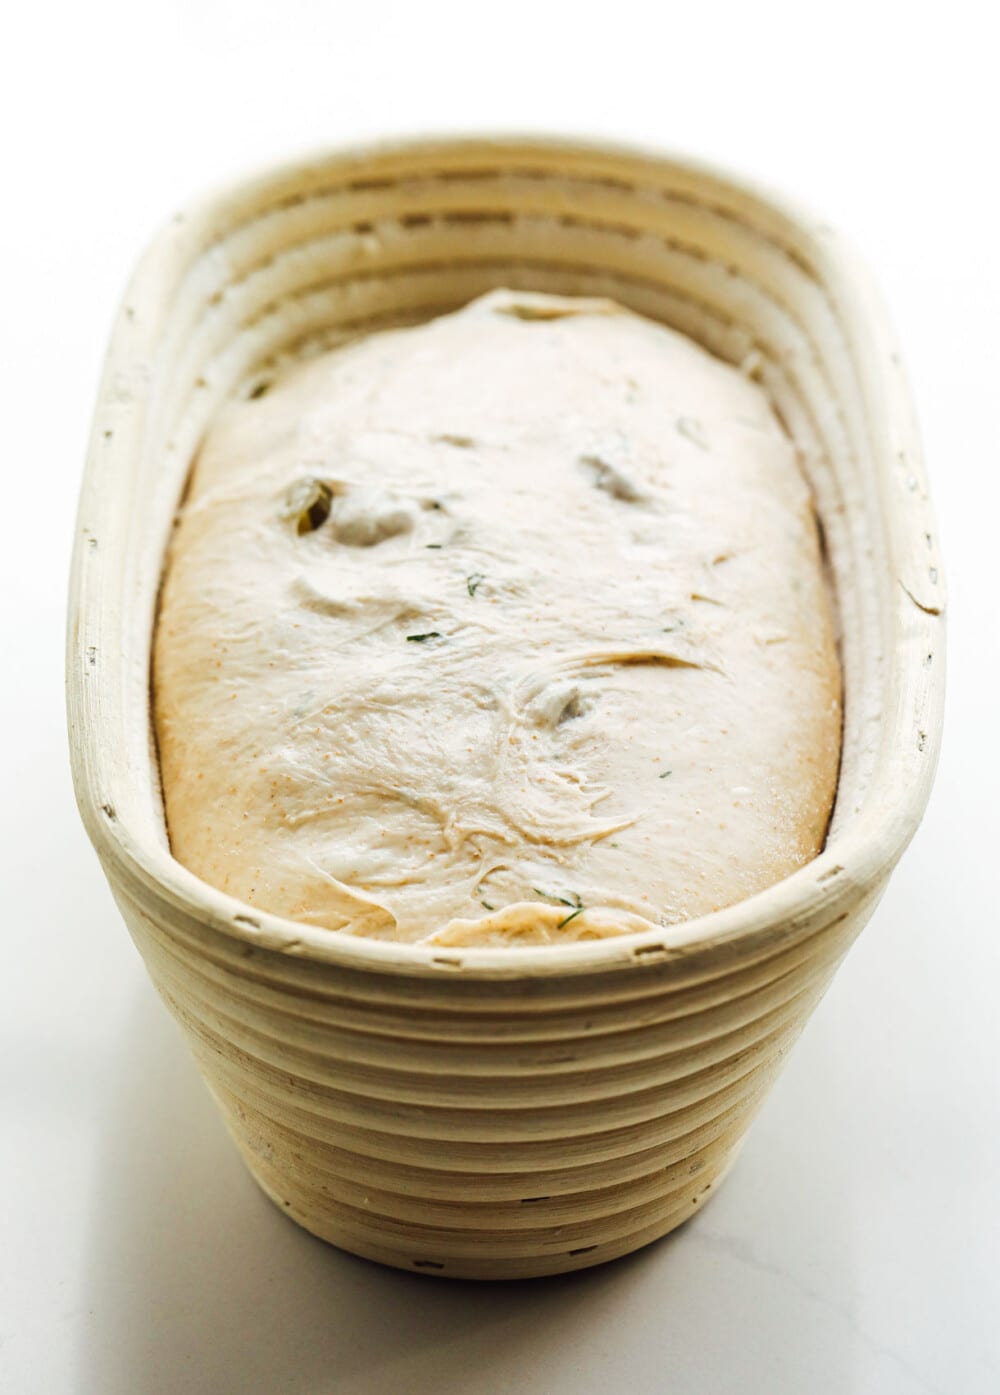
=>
[481,900,495,911]
[284,478,333,535]
[466,572,485,597]
[557,907,585,929]
[406,632,442,643]
[534,887,582,909]
[659,769,673,779]
[676,417,708,450]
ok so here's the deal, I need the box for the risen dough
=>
[154,290,841,946]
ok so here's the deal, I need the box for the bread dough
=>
[154,290,841,946]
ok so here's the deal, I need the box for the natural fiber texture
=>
[67,137,944,1279]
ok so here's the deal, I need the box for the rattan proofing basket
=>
[67,136,944,1280]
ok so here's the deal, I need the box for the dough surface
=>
[154,290,841,946]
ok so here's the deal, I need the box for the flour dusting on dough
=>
[153,290,841,946]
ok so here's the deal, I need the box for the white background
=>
[3,3,998,1392]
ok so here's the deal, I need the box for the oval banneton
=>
[67,136,944,1278]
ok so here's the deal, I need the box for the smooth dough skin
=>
[154,290,841,947]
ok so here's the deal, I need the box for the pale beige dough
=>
[154,290,841,946]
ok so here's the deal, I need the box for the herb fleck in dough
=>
[154,290,841,947]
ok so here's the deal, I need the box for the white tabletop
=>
[3,3,997,1391]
